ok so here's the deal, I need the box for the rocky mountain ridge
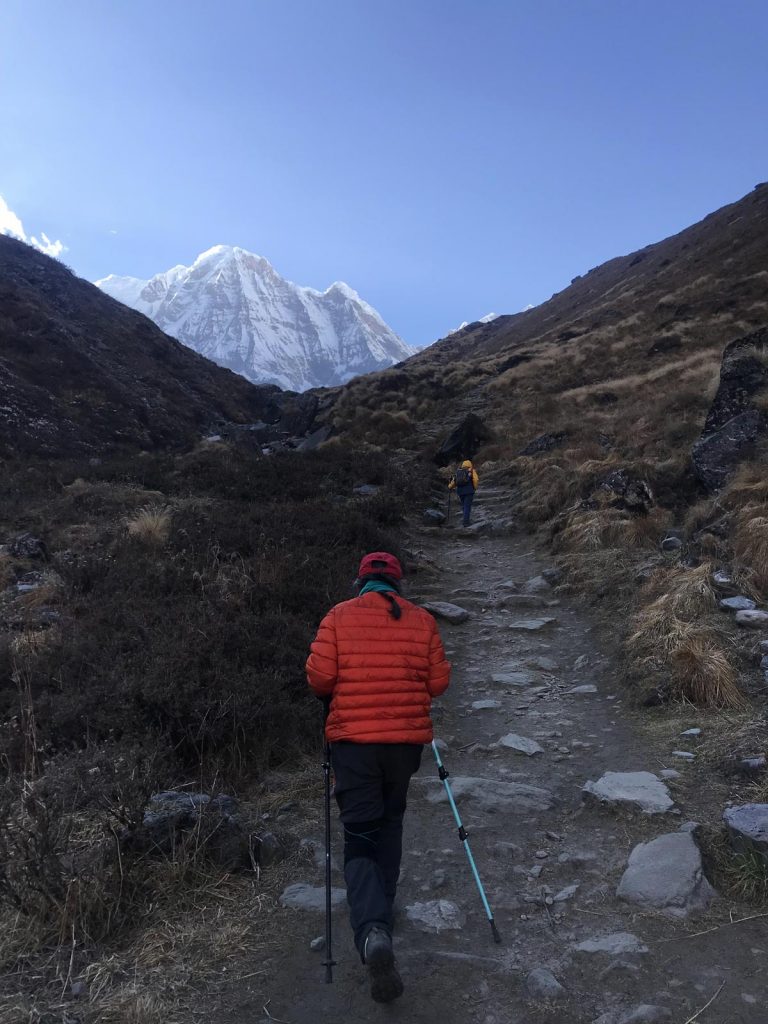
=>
[97,245,413,391]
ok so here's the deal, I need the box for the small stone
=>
[497,733,544,756]
[553,883,579,902]
[471,699,502,710]
[423,508,447,524]
[545,831,563,841]
[724,803,768,860]
[535,849,549,859]
[279,883,346,912]
[671,750,695,761]
[422,601,470,623]
[660,769,680,779]
[529,864,544,878]
[661,536,683,552]
[618,1006,671,1024]
[405,899,465,932]
[525,967,567,1001]
[430,869,447,890]
[680,728,702,737]
[575,932,649,955]
[740,756,767,775]
[353,484,381,496]
[528,655,559,671]
[541,567,563,585]
[508,617,557,631]
[70,980,88,998]
[736,609,768,628]
[523,575,552,595]
[568,684,598,694]
[713,569,733,586]
[720,596,756,611]
[310,936,326,951]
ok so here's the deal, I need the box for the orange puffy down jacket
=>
[306,592,451,744]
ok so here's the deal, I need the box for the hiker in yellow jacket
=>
[448,460,479,527]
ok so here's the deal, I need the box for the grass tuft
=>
[125,504,173,546]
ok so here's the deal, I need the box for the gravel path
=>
[222,488,767,1024]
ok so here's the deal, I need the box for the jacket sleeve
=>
[472,470,479,489]
[426,621,451,697]
[306,608,338,697]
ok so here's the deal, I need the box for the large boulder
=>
[692,327,768,490]
[616,832,716,917]
[434,413,493,467]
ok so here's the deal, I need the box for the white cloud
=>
[0,194,66,258]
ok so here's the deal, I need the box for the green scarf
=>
[359,580,398,596]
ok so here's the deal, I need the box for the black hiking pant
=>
[458,489,475,525]
[331,741,423,959]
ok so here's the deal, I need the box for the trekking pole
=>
[321,716,337,982]
[430,740,501,943]
[446,489,452,525]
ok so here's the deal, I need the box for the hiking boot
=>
[364,927,403,1003]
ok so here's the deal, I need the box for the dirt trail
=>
[224,487,766,1024]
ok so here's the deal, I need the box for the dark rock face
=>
[692,327,768,490]
[7,533,49,560]
[519,432,567,456]
[434,413,493,466]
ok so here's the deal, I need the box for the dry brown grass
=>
[125,504,172,546]
[733,510,768,595]
[669,629,746,708]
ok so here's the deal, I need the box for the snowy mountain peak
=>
[96,246,412,392]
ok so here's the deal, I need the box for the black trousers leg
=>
[332,742,422,958]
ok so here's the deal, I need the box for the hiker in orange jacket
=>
[306,551,450,1003]
[448,459,479,527]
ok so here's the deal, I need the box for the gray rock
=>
[713,569,733,586]
[310,936,326,951]
[69,980,88,998]
[423,601,470,623]
[617,832,716,918]
[583,772,674,814]
[405,899,465,932]
[720,596,756,611]
[541,567,563,585]
[661,536,683,553]
[8,533,48,560]
[433,737,449,753]
[723,804,768,860]
[568,684,598,694]
[553,884,579,902]
[528,655,559,671]
[497,733,544,756]
[353,484,381,496]
[471,699,502,710]
[255,831,285,867]
[761,654,768,671]
[618,1007,671,1024]
[660,769,680,779]
[671,750,695,760]
[423,508,447,525]
[525,967,567,1001]
[509,617,557,631]
[280,883,346,912]
[575,932,649,955]
[523,575,552,594]
[761,640,768,652]
[680,727,702,737]
[736,609,768,627]
[491,670,536,687]
[423,775,555,813]
[740,756,767,775]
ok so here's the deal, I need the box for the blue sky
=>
[2,0,767,347]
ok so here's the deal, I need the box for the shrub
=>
[125,505,172,546]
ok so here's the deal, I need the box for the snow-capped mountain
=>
[96,245,413,391]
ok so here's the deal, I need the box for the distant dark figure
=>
[448,459,479,527]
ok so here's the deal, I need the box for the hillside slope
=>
[97,245,413,391]
[330,182,768,473]
[0,236,309,458]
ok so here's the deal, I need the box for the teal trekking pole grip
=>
[431,740,501,943]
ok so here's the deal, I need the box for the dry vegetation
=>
[0,441,427,1017]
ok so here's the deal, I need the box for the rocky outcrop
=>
[692,326,768,490]
[434,413,493,466]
